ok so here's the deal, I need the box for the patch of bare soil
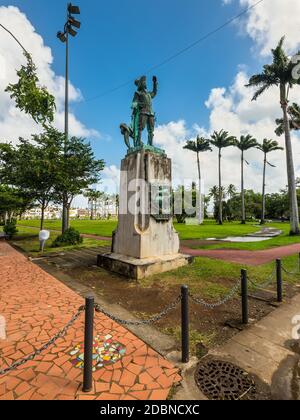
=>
[58,264,288,352]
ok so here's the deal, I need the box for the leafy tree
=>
[183,136,212,224]
[257,139,283,225]
[0,185,34,224]
[5,52,56,125]
[210,130,236,225]
[227,190,262,221]
[0,128,63,230]
[235,135,258,224]
[53,135,105,233]
[265,192,289,220]
[0,23,55,125]
[246,37,300,235]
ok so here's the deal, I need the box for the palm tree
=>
[227,184,237,200]
[209,185,226,222]
[246,37,300,235]
[84,189,103,220]
[275,102,300,136]
[235,135,258,224]
[257,139,284,225]
[210,130,236,225]
[183,136,212,224]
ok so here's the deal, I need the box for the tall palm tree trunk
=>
[261,153,267,225]
[281,84,300,235]
[196,152,203,225]
[218,149,223,225]
[241,151,246,224]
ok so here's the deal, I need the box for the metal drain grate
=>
[195,359,257,400]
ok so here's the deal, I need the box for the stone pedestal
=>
[98,147,193,279]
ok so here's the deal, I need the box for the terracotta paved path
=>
[180,243,300,266]
[0,242,181,400]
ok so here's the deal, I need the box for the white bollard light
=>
[39,230,50,252]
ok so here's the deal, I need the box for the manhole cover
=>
[195,359,257,400]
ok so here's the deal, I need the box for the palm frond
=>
[236,134,258,150]
[183,136,212,153]
[210,130,236,149]
[257,138,284,154]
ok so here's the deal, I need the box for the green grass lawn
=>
[141,253,300,297]
[17,219,300,251]
[18,219,117,237]
[174,219,259,240]
[6,226,110,257]
[183,222,300,251]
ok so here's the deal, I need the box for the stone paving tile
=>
[0,242,181,400]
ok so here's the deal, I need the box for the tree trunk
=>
[40,201,46,231]
[218,149,223,225]
[281,84,300,235]
[62,194,69,234]
[261,154,267,225]
[197,152,203,225]
[66,205,70,230]
[241,151,246,224]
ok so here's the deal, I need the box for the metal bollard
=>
[241,269,249,325]
[276,259,283,303]
[181,285,189,364]
[82,296,94,393]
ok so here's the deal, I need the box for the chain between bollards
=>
[82,296,94,393]
[241,269,249,325]
[181,285,189,364]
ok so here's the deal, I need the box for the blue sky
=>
[0,0,257,163]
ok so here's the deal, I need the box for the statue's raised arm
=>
[151,76,158,98]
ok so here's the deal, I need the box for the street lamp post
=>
[57,3,81,233]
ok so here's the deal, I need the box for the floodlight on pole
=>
[68,17,81,29]
[68,3,80,15]
[57,31,67,43]
[57,3,81,234]
[67,26,78,37]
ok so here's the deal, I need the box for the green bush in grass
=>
[3,221,18,238]
[52,228,83,248]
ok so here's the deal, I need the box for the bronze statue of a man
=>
[132,76,158,147]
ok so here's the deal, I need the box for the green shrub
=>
[52,228,83,248]
[3,221,18,238]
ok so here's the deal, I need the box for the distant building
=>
[23,206,62,220]
[77,209,90,219]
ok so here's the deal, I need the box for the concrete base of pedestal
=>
[97,253,194,280]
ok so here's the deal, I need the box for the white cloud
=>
[154,67,300,196]
[226,0,300,56]
[0,6,100,144]
[152,0,300,196]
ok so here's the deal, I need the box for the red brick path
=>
[0,242,181,400]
